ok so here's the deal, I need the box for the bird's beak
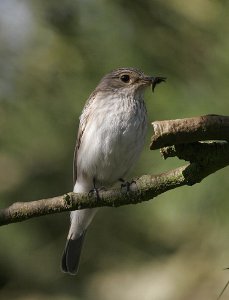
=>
[143,76,166,92]
[152,76,166,92]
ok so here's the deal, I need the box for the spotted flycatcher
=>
[61,67,165,275]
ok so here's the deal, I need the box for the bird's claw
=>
[119,178,137,192]
[88,186,106,200]
[88,187,100,200]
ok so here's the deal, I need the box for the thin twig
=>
[217,280,229,300]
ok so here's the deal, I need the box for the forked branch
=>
[0,115,228,226]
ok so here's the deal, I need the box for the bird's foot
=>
[88,187,100,200]
[88,186,106,199]
[119,178,137,192]
[88,178,106,200]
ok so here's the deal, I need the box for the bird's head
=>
[96,67,166,95]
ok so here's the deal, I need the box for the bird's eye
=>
[120,74,130,83]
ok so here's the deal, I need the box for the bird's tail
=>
[61,181,98,275]
[61,227,86,275]
[61,208,98,275]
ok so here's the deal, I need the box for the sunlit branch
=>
[0,115,228,226]
[151,115,229,150]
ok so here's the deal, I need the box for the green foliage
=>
[0,1,228,299]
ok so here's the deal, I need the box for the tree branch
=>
[150,115,229,149]
[0,115,228,226]
[161,141,229,164]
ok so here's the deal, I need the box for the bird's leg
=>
[119,178,137,192]
[88,178,100,200]
[88,178,106,199]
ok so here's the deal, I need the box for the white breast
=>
[76,92,147,188]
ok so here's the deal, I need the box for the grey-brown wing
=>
[73,135,78,186]
[73,92,96,186]
[73,124,84,186]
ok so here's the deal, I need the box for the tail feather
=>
[61,231,86,275]
[61,208,98,275]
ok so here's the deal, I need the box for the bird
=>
[61,67,166,275]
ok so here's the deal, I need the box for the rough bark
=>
[150,115,229,149]
[0,115,228,226]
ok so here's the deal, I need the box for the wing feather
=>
[73,92,97,185]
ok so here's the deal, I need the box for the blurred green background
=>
[0,0,229,299]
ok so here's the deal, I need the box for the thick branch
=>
[161,141,229,163]
[0,157,228,226]
[0,166,186,226]
[151,115,229,149]
[161,142,229,182]
[1,115,228,226]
